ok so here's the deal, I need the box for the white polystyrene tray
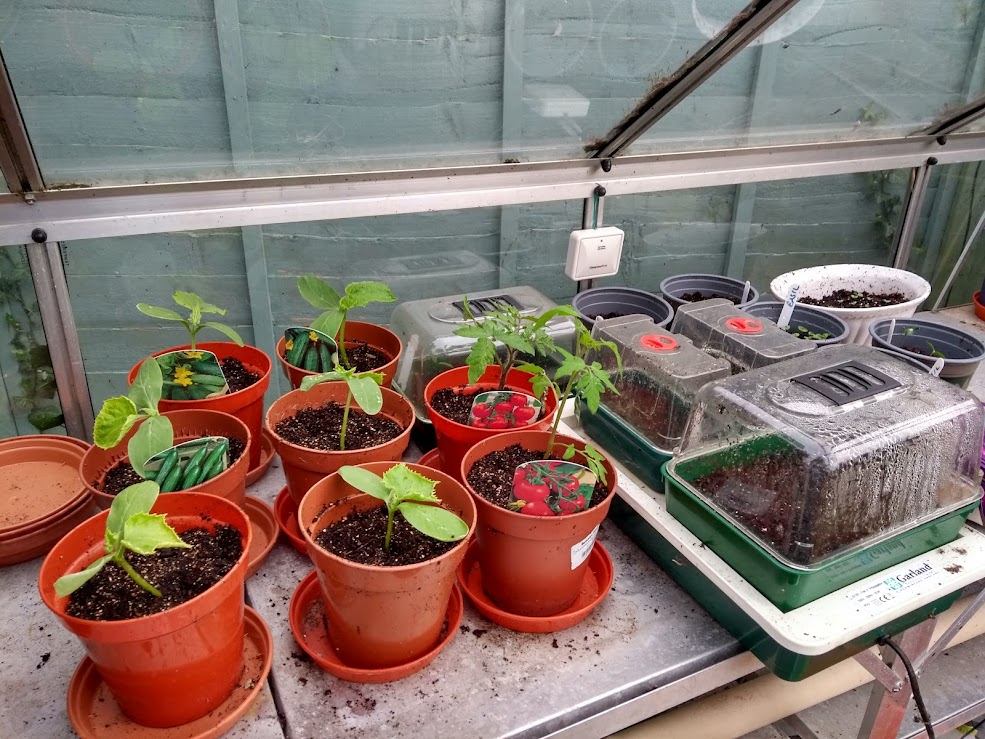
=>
[559,408,985,657]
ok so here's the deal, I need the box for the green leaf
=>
[300,371,345,391]
[309,309,345,339]
[562,444,576,460]
[297,274,341,310]
[383,465,439,503]
[452,324,491,340]
[496,332,535,355]
[399,502,469,542]
[136,304,185,323]
[106,481,161,549]
[465,338,498,384]
[201,321,244,346]
[128,415,174,478]
[53,554,114,598]
[339,465,389,500]
[340,281,396,309]
[553,354,586,380]
[122,512,191,555]
[93,396,139,448]
[130,357,163,412]
[173,291,225,316]
[581,381,601,414]
[347,375,384,415]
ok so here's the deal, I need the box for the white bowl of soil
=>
[770,264,931,346]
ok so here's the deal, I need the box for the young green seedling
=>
[136,291,244,350]
[300,365,385,451]
[297,275,396,369]
[53,481,191,598]
[338,464,469,553]
[453,299,579,390]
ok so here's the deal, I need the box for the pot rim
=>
[769,264,932,313]
[868,318,985,363]
[275,320,402,367]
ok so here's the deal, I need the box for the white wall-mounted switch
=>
[565,226,625,280]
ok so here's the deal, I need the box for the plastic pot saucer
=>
[245,429,276,488]
[0,445,88,535]
[0,496,97,567]
[289,569,463,683]
[244,496,278,578]
[67,606,273,739]
[0,435,89,454]
[457,539,613,633]
[274,487,307,555]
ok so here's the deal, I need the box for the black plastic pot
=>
[659,273,759,310]
[744,302,849,347]
[572,287,673,330]
[869,318,985,389]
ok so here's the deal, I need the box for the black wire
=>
[962,715,985,736]
[879,635,935,739]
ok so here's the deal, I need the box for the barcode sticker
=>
[844,562,938,615]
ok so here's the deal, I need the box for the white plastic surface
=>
[565,227,625,280]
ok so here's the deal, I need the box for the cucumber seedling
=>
[338,464,469,553]
[137,291,244,350]
[297,275,396,370]
[301,365,385,451]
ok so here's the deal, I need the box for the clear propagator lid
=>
[590,315,731,451]
[667,345,985,568]
[670,298,817,373]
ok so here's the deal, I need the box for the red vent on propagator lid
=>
[640,334,678,351]
[725,317,762,334]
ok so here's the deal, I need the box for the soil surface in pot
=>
[899,343,939,357]
[97,437,247,494]
[680,291,737,304]
[430,387,482,425]
[800,289,906,309]
[220,356,261,393]
[313,506,456,566]
[65,525,243,621]
[274,402,402,451]
[787,326,832,340]
[466,443,611,511]
[604,380,687,445]
[592,311,628,320]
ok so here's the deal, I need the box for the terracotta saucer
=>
[417,448,442,470]
[67,606,272,738]
[0,435,89,454]
[289,569,463,683]
[274,486,307,555]
[457,540,613,633]
[0,445,88,535]
[243,496,278,578]
[0,497,97,566]
[245,429,276,487]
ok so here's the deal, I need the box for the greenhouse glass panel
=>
[0,170,7,193]
[626,0,985,154]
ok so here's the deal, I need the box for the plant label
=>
[468,391,544,429]
[777,283,800,330]
[284,327,339,372]
[571,524,600,570]
[156,350,228,400]
[144,436,230,491]
[509,460,597,517]
[930,357,945,377]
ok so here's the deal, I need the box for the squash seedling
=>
[297,275,396,369]
[54,481,190,598]
[136,291,244,350]
[338,464,469,553]
[301,365,385,451]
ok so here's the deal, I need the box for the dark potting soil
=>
[274,401,403,451]
[593,311,626,320]
[679,291,737,304]
[220,356,260,393]
[430,387,482,425]
[788,326,832,341]
[314,505,456,566]
[900,344,935,356]
[799,289,906,309]
[65,525,243,621]
[97,436,247,494]
[466,443,611,511]
[603,380,687,447]
[344,342,391,373]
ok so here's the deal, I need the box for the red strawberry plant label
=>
[284,327,339,373]
[509,460,597,516]
[467,391,544,429]
[155,350,229,401]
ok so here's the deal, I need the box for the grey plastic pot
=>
[571,287,673,330]
[744,301,850,347]
[869,318,985,389]
[659,273,759,310]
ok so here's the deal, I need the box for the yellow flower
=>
[285,338,294,351]
[183,351,204,360]
[309,331,319,342]
[174,365,194,387]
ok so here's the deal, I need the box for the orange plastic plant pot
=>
[38,492,252,728]
[79,409,252,510]
[423,366,559,484]
[276,321,403,390]
[265,382,415,504]
[298,462,476,669]
[127,342,271,469]
[460,430,617,617]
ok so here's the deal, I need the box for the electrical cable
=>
[960,715,985,737]
[878,635,935,739]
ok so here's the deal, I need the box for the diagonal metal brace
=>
[913,585,985,672]
[853,649,903,693]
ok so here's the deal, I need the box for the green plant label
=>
[144,436,230,492]
[284,327,339,372]
[155,350,229,400]
[509,460,596,517]
[468,391,544,429]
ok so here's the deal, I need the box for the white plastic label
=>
[844,561,938,616]
[777,283,799,330]
[930,358,945,377]
[570,524,600,570]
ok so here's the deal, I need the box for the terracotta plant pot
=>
[460,430,617,617]
[974,291,985,322]
[79,409,252,510]
[298,461,476,669]
[265,382,415,505]
[127,342,271,469]
[424,366,559,484]
[276,320,403,390]
[38,492,252,728]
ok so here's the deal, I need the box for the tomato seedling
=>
[338,463,469,553]
[136,291,244,350]
[54,481,190,598]
[301,364,385,451]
